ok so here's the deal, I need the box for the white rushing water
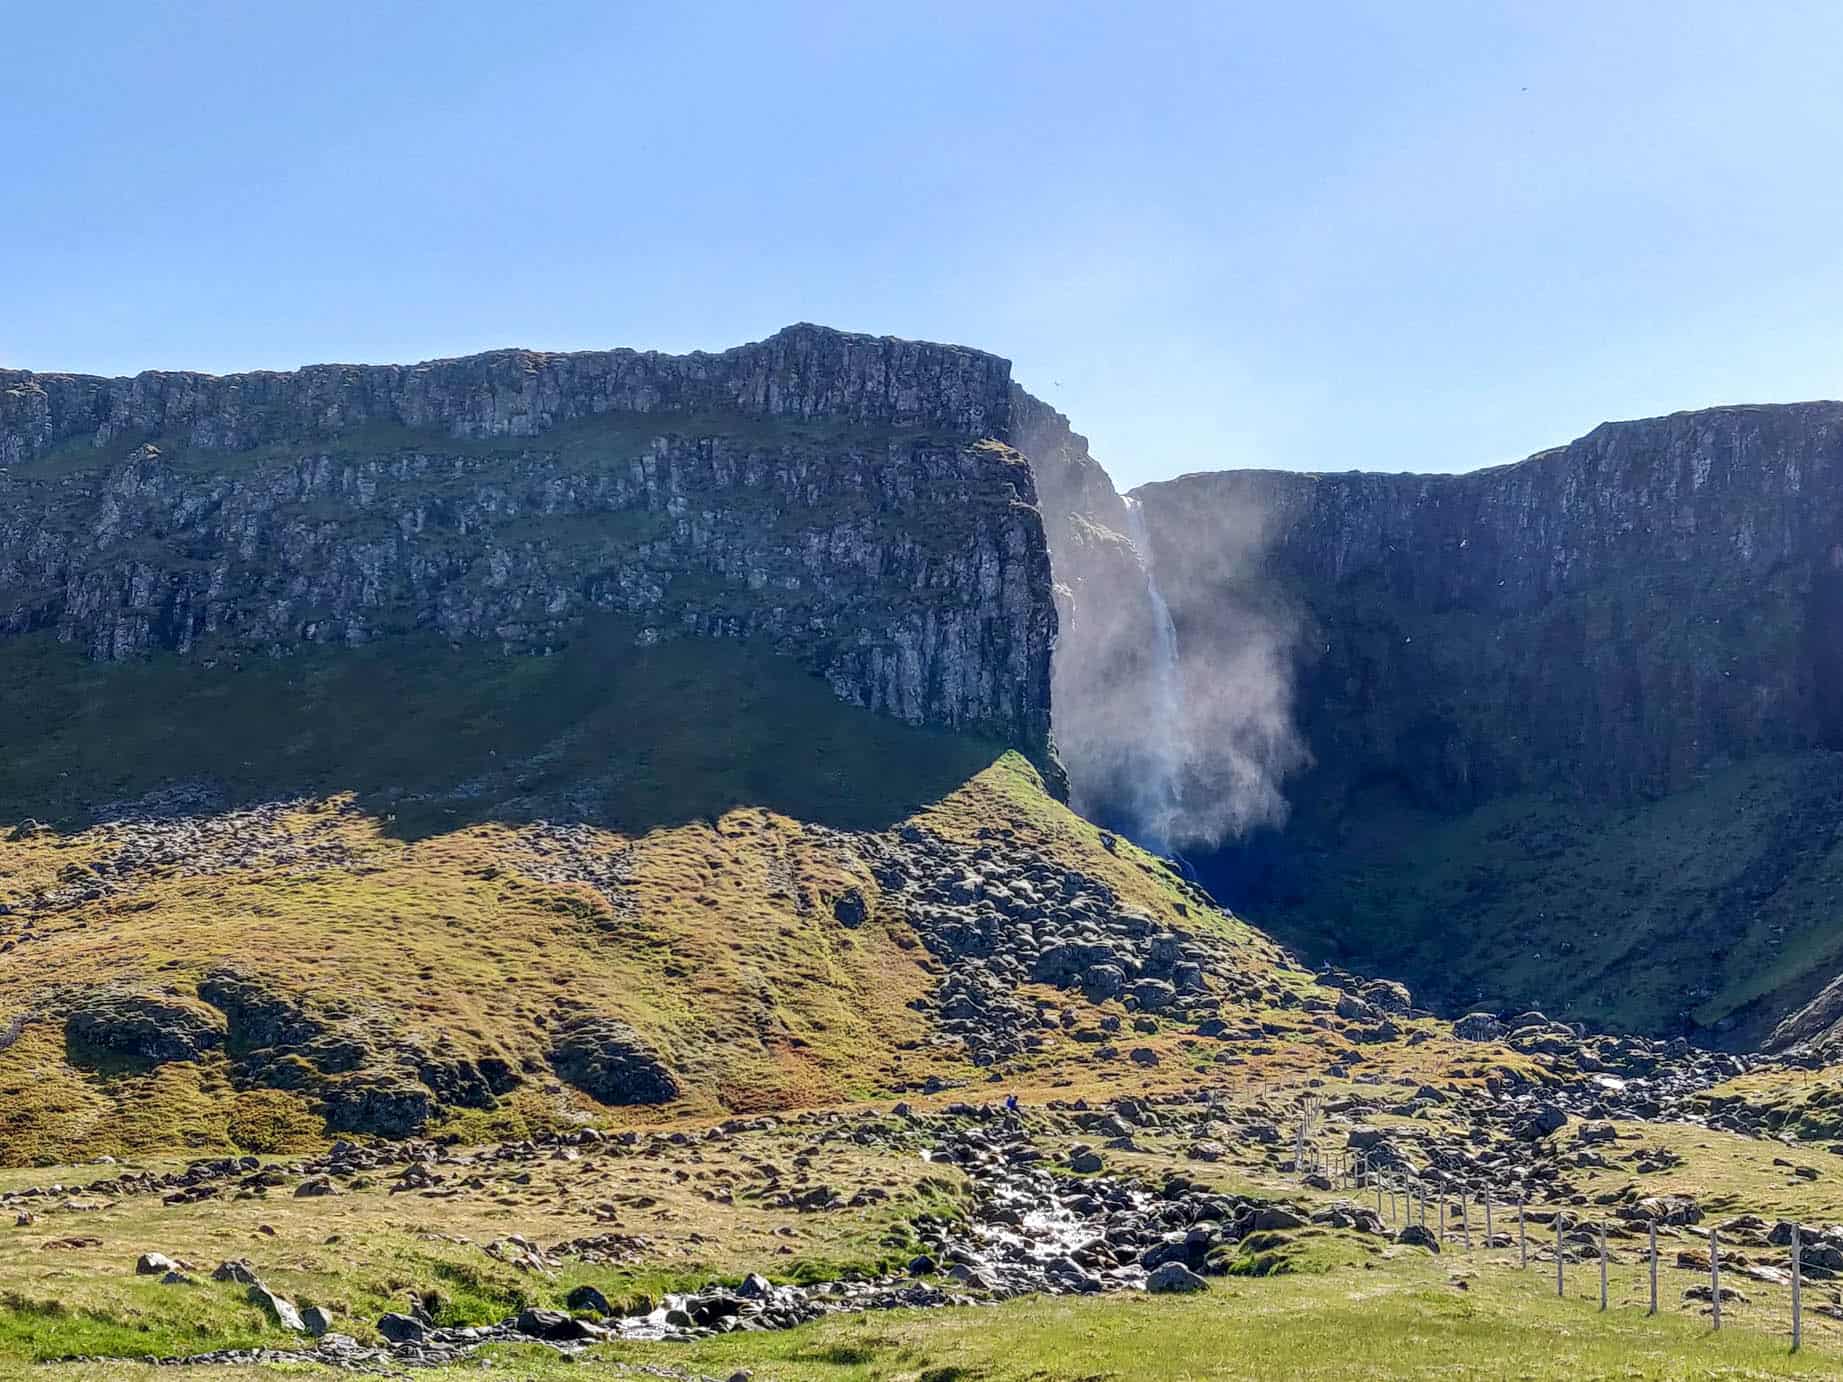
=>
[1121,496,1187,854]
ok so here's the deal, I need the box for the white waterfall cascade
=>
[1121,496,1187,853]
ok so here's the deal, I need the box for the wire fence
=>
[1293,1137,1815,1353]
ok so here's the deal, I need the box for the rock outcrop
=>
[0,322,1013,463]
[1133,402,1843,810]
[0,326,1057,771]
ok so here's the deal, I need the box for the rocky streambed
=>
[55,1106,1335,1372]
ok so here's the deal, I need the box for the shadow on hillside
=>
[0,624,1006,839]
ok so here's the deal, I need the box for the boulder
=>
[1146,1261,1208,1293]
[1128,979,1176,1013]
[376,1312,427,1344]
[1516,1104,1568,1141]
[565,1284,614,1315]
[1336,992,1378,1022]
[1081,965,1126,1003]
[549,1017,680,1106]
[65,991,226,1065]
[832,888,868,929]
[1361,980,1413,1014]
[248,1282,305,1333]
[1452,1013,1505,1042]
[1249,1206,1307,1231]
[1621,1195,1702,1226]
[1397,1224,1440,1252]
[515,1306,599,1341]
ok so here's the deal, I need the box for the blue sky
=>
[5,1,1842,488]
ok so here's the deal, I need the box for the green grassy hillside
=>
[0,627,1300,1165]
[1241,751,1843,1043]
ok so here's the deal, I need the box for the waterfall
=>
[1122,496,1186,853]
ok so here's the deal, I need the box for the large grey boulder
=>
[248,1282,305,1333]
[1146,1261,1208,1293]
[549,1017,680,1106]
[1453,1013,1505,1042]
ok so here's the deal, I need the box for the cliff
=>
[1136,402,1843,809]
[1005,388,1170,829]
[1111,403,1843,1040]
[0,325,1059,774]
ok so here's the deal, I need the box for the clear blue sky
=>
[6,1,1843,488]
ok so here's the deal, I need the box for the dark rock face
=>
[1135,404,1843,809]
[548,1017,680,1106]
[320,1074,435,1139]
[0,326,1057,773]
[197,971,325,1052]
[65,991,226,1065]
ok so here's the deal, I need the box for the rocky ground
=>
[9,756,1843,1376]
[12,1013,1843,1376]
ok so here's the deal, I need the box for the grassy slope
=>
[0,629,1289,1164]
[1249,752,1843,1042]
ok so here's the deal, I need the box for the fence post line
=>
[1519,1197,1527,1269]
[1648,1220,1657,1316]
[1793,1222,1803,1352]
[1598,1221,1607,1312]
[1711,1229,1722,1332]
[1485,1192,1493,1249]
[1438,1193,1445,1248]
[1556,1212,1565,1298]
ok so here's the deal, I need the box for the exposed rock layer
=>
[1134,403,1843,809]
[0,326,1057,769]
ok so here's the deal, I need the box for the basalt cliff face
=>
[1079,404,1843,1044]
[0,325,1059,774]
[1135,403,1843,810]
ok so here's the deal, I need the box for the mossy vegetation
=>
[1245,752,1843,1042]
[0,622,1003,836]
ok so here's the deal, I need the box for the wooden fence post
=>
[1793,1222,1803,1352]
[1556,1212,1565,1298]
[1648,1220,1657,1317]
[1711,1229,1722,1331]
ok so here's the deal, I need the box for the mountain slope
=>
[0,626,1296,1165]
